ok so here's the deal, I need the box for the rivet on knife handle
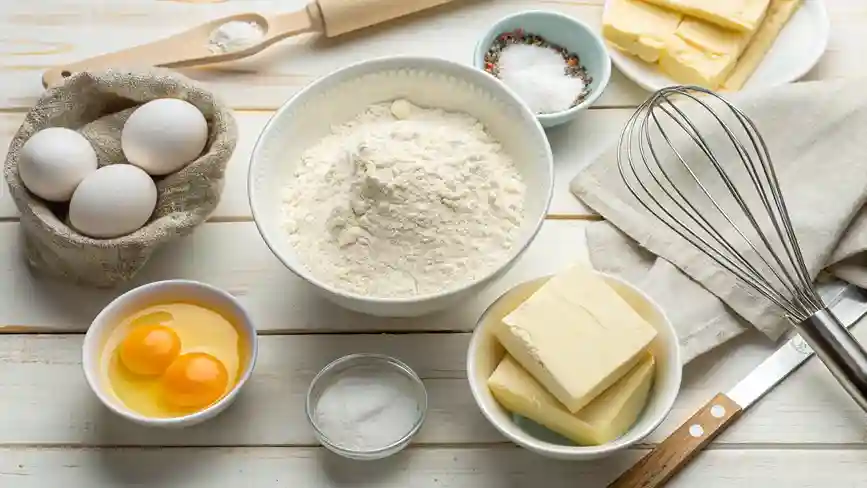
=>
[607,393,742,488]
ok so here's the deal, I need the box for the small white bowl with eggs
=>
[82,280,258,428]
[248,56,554,317]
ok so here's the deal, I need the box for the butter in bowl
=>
[467,264,682,459]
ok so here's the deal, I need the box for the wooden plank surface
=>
[2,0,866,486]
[0,0,864,111]
[0,0,648,110]
[4,0,860,217]
[4,325,867,446]
[0,219,589,333]
[3,447,867,487]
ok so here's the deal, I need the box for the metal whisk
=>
[618,85,867,411]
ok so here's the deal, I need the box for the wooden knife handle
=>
[607,393,743,488]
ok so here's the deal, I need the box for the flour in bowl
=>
[281,99,526,298]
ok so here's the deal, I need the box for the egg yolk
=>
[118,324,181,376]
[161,352,229,409]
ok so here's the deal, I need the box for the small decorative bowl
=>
[306,354,428,460]
[466,273,682,460]
[82,280,258,428]
[474,10,612,128]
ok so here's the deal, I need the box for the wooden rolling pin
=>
[42,0,459,88]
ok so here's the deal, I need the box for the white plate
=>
[604,0,830,92]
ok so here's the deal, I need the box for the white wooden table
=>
[2,1,866,486]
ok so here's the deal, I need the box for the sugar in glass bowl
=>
[305,353,428,460]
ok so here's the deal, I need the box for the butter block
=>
[722,0,802,91]
[641,0,770,33]
[602,0,683,63]
[660,18,752,88]
[493,264,657,413]
[488,354,656,445]
[676,17,751,54]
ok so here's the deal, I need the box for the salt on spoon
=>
[208,20,265,54]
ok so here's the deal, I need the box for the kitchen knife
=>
[608,281,867,488]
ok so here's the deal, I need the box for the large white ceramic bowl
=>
[467,272,682,460]
[248,56,554,317]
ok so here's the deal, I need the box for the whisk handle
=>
[797,309,867,412]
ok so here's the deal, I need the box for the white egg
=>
[69,164,157,239]
[18,127,98,202]
[121,98,209,176]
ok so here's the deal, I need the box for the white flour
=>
[208,21,264,53]
[282,99,526,298]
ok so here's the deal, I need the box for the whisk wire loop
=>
[657,92,814,308]
[617,85,823,322]
[639,101,792,305]
[621,103,799,317]
[694,92,819,305]
[616,84,867,414]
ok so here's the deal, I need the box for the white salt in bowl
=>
[473,10,612,128]
[305,353,428,461]
[248,56,553,317]
[466,272,682,460]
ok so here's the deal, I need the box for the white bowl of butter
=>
[466,265,682,460]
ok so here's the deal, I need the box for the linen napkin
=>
[570,79,867,363]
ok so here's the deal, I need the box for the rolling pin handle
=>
[307,1,325,32]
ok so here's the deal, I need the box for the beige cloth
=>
[570,79,867,362]
[3,68,237,287]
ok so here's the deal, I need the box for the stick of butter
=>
[488,353,656,445]
[660,17,753,88]
[602,0,682,63]
[640,0,770,33]
[493,264,657,413]
[722,0,802,91]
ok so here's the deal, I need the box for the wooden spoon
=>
[42,0,459,89]
[42,6,322,88]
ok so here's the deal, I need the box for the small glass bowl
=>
[305,353,428,460]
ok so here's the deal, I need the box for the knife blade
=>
[608,281,867,488]
[727,281,867,408]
